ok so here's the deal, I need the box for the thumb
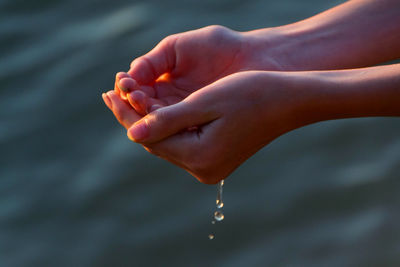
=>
[127,100,218,144]
[128,36,177,85]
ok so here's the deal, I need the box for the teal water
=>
[1,0,400,266]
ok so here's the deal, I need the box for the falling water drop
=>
[208,234,215,240]
[214,211,224,221]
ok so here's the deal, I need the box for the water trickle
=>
[209,180,225,240]
[216,180,224,209]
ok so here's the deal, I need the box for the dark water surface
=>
[1,0,400,266]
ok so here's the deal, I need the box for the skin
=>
[104,64,400,184]
[114,25,266,115]
[115,0,400,114]
[103,0,400,184]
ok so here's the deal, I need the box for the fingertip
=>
[129,90,146,102]
[127,120,149,142]
[127,90,148,115]
[116,72,130,81]
[102,92,112,109]
[120,92,128,101]
[127,130,135,142]
[106,90,142,129]
[119,78,140,94]
[107,90,119,103]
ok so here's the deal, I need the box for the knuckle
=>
[130,58,138,69]
[150,109,169,126]
[160,35,174,45]
[204,24,226,33]
[130,57,147,70]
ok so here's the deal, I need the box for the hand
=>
[104,71,315,184]
[113,25,282,115]
[105,64,400,184]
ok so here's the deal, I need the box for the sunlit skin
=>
[113,24,273,115]
[114,0,400,115]
[103,0,400,184]
[104,65,400,184]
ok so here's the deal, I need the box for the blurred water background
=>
[1,0,400,266]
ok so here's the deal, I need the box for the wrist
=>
[241,24,329,72]
[240,28,292,72]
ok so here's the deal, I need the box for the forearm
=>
[298,64,400,127]
[244,0,400,71]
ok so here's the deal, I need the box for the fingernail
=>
[128,120,149,141]
[118,83,129,93]
[119,77,137,93]
[102,93,112,109]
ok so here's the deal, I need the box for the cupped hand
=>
[104,71,316,184]
[114,25,279,115]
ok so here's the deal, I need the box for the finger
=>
[118,77,140,93]
[118,77,141,101]
[127,99,219,144]
[128,36,177,85]
[148,103,165,113]
[118,77,156,98]
[140,85,156,98]
[102,92,112,110]
[127,91,166,115]
[105,91,142,129]
[126,90,148,116]
[114,72,131,96]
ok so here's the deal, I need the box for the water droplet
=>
[211,220,216,224]
[208,234,215,240]
[214,211,224,221]
[216,199,224,208]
